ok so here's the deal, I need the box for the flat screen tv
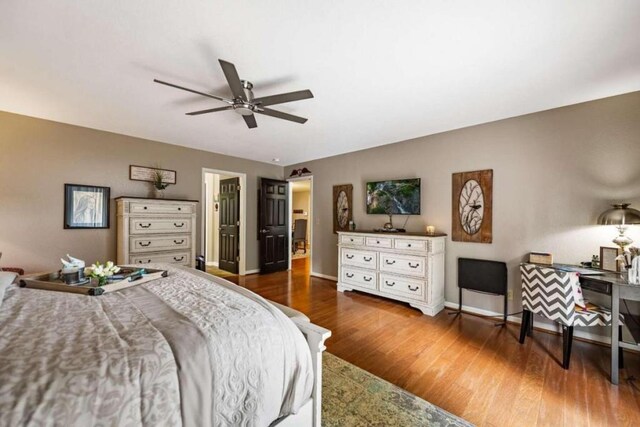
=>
[366,178,421,215]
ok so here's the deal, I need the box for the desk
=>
[554,264,640,385]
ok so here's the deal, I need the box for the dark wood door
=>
[219,177,240,274]
[259,178,289,274]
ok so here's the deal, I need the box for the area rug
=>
[322,353,473,427]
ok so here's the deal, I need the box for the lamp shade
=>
[597,203,640,225]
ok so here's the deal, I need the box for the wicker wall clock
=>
[452,169,493,243]
[333,184,353,234]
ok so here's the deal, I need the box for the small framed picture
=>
[64,184,110,229]
[130,165,176,184]
[600,246,620,272]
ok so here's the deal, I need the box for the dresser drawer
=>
[340,234,365,246]
[130,202,193,215]
[365,236,393,248]
[380,274,426,301]
[394,239,426,251]
[130,251,191,266]
[341,267,377,290]
[380,253,427,278]
[129,218,192,234]
[341,248,377,269]
[130,235,191,253]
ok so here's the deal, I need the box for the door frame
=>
[201,168,247,276]
[287,175,313,273]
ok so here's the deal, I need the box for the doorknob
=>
[260,229,268,234]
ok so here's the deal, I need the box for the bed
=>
[0,265,330,427]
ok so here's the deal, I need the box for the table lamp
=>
[597,203,640,251]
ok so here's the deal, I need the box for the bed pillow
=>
[0,271,18,308]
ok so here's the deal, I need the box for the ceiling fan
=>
[154,59,313,129]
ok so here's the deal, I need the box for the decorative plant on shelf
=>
[153,170,169,198]
[87,261,120,286]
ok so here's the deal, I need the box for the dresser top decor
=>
[343,230,447,238]
[115,196,199,203]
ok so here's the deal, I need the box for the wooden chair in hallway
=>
[519,263,624,369]
[292,219,308,254]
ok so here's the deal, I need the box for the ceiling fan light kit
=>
[154,59,313,129]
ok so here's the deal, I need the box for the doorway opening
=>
[202,168,247,277]
[288,176,313,273]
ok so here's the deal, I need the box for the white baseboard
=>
[310,271,338,282]
[206,261,218,267]
[443,301,611,345]
[243,269,260,275]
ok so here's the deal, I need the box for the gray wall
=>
[286,92,640,315]
[0,111,283,273]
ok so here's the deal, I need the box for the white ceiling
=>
[1,1,639,166]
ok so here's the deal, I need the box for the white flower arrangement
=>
[87,261,120,286]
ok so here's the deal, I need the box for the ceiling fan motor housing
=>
[233,80,256,115]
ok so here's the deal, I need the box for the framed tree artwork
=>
[452,169,493,243]
[333,184,353,234]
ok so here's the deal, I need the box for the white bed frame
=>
[273,318,331,427]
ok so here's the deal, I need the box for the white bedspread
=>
[0,265,313,426]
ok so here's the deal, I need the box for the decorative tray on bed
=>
[19,267,168,296]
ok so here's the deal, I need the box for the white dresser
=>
[116,197,198,268]
[337,231,446,316]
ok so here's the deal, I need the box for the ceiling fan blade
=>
[243,114,258,129]
[218,60,247,101]
[186,106,233,116]
[153,79,230,102]
[253,90,314,107]
[256,108,307,124]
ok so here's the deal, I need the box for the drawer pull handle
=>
[139,223,152,228]
[408,262,420,269]
[173,256,185,262]
[408,285,419,291]
[138,259,151,264]
[376,240,380,244]
[386,281,395,286]
[363,257,372,262]
[143,206,148,210]
[174,223,185,228]
[346,254,354,259]
[174,239,185,244]
[350,238,354,242]
[178,207,182,211]
[346,273,354,278]
[385,260,396,265]
[139,241,151,247]
[407,243,412,247]
[363,276,372,282]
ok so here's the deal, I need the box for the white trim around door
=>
[287,175,313,273]
[201,168,247,276]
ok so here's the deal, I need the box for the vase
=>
[153,188,165,199]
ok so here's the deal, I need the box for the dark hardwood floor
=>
[227,258,640,426]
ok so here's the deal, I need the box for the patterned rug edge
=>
[322,352,474,426]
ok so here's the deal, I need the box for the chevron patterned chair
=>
[519,263,624,369]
